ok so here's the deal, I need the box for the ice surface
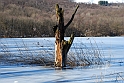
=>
[0,37,124,83]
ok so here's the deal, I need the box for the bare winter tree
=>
[53,4,79,68]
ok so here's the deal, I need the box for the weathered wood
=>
[53,4,79,68]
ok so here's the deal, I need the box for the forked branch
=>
[64,5,79,30]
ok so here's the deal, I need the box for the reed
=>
[91,72,124,82]
[0,38,104,67]
[67,38,104,67]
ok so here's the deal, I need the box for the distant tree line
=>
[0,16,55,37]
[0,0,124,37]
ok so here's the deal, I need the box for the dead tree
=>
[53,4,79,68]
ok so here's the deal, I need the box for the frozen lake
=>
[0,37,124,83]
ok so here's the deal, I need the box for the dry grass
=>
[67,39,104,67]
[0,38,104,67]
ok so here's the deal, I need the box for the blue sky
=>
[74,0,124,4]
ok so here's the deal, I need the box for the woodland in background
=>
[0,0,124,37]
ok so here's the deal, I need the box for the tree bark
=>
[53,4,79,68]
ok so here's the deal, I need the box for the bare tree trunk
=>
[53,4,79,68]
